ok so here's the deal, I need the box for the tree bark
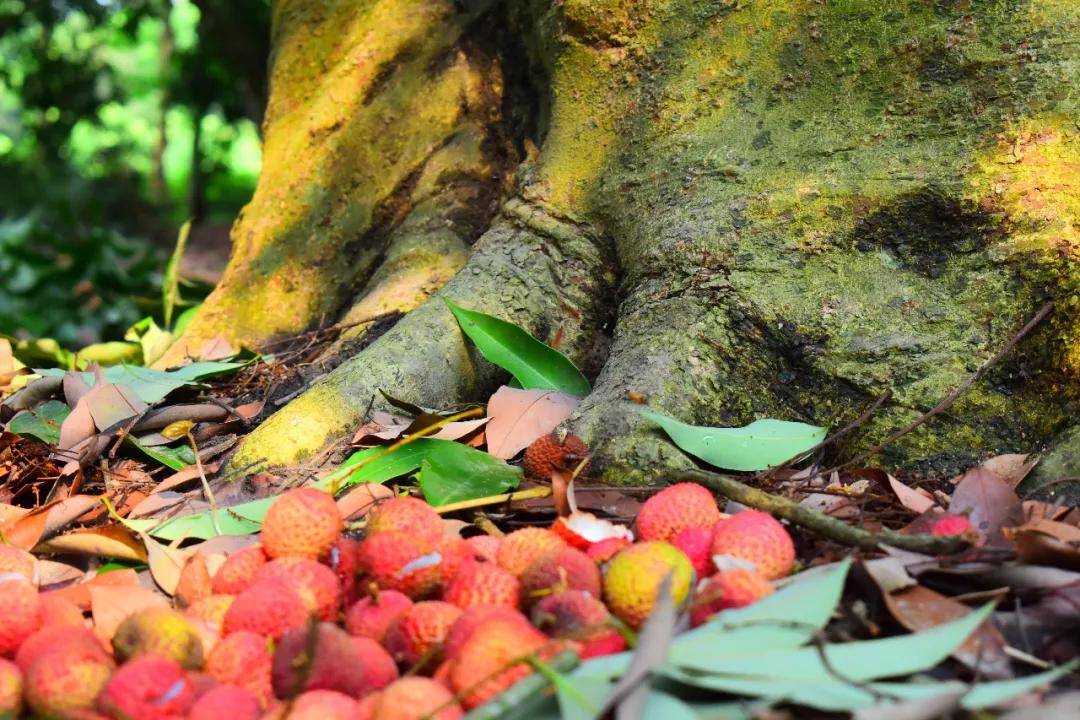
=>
[169,0,1080,488]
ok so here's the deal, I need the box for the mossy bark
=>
[175,0,1079,487]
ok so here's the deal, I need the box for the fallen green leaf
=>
[127,436,195,471]
[416,439,522,506]
[38,361,246,405]
[5,399,70,444]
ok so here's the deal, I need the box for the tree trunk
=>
[165,0,1080,492]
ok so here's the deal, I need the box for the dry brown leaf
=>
[49,567,139,609]
[173,552,212,607]
[980,453,1040,489]
[58,397,97,452]
[40,494,100,539]
[799,492,859,519]
[887,475,938,514]
[90,584,168,641]
[144,534,190,596]
[1007,528,1080,571]
[485,386,581,460]
[197,335,238,361]
[3,505,52,550]
[336,483,394,520]
[62,370,92,407]
[37,525,147,562]
[0,503,30,527]
[551,470,571,517]
[84,380,148,430]
[153,462,222,495]
[1022,500,1071,523]
[352,418,488,445]
[37,559,86,589]
[951,468,1025,547]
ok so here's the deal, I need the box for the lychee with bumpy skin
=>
[272,623,397,699]
[932,514,974,537]
[464,535,501,562]
[366,496,445,545]
[519,547,601,607]
[0,658,21,719]
[204,630,273,706]
[112,607,204,670]
[531,591,626,659]
[38,593,85,627]
[345,589,413,642]
[636,483,722,542]
[673,525,714,579]
[0,576,40,657]
[383,601,462,668]
[496,527,566,576]
[258,557,342,621]
[442,607,533,662]
[15,626,106,673]
[211,544,267,594]
[356,691,381,720]
[0,545,37,583]
[523,433,589,479]
[602,541,694,629]
[689,568,774,627]
[23,642,113,719]
[185,593,235,633]
[448,617,550,709]
[264,690,361,720]
[328,536,361,601]
[261,488,343,560]
[586,536,631,563]
[710,510,795,580]
[444,560,520,610]
[223,578,311,639]
[372,677,463,720]
[96,656,196,720]
[188,684,261,720]
[356,532,442,599]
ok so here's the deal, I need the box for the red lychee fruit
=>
[204,630,273,706]
[23,641,113,718]
[673,525,714,578]
[15,626,106,673]
[272,622,397,699]
[689,568,774,627]
[96,656,196,720]
[531,590,626,659]
[258,557,342,621]
[371,677,463,720]
[38,593,85,628]
[356,532,442,599]
[552,511,634,551]
[261,488,343,560]
[356,691,381,720]
[519,547,601,608]
[264,689,361,720]
[366,496,445,545]
[383,601,463,668]
[211,545,267,595]
[223,578,311,639]
[345,589,413,643]
[188,684,261,720]
[0,545,37,583]
[710,510,795,580]
[444,560,520,610]
[586,536,631,563]
[602,541,695,629]
[442,607,533,662]
[464,535,501,562]
[496,527,566,577]
[0,576,40,657]
[0,658,22,719]
[328,536,361,601]
[111,607,204,670]
[523,433,589,479]
[932,514,974,537]
[185,593,235,634]
[448,617,550,709]
[636,482,721,542]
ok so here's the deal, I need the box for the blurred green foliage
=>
[0,0,268,347]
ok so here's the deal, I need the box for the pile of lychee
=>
[0,482,795,719]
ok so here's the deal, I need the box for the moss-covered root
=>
[1023,427,1080,506]
[157,0,505,366]
[229,199,616,469]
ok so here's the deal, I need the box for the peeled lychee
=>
[211,544,267,594]
[519,547,601,607]
[636,483,721,542]
[112,607,204,670]
[223,578,311,639]
[444,560,520,610]
[383,601,463,668]
[523,433,589,479]
[366,496,445,545]
[356,532,442,599]
[0,658,21,719]
[602,541,694,629]
[0,545,37,583]
[261,488,343,560]
[345,589,413,642]
[551,511,634,551]
[496,527,566,576]
[96,656,196,720]
[0,576,40,657]
[448,617,549,709]
[372,677,463,720]
[673,525,714,579]
[258,557,342,621]
[204,630,273,706]
[690,568,774,627]
[23,641,113,719]
[272,622,397,699]
[188,684,261,720]
[532,590,626,659]
[710,510,795,580]
[264,689,361,720]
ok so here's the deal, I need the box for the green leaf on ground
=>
[38,361,246,405]
[640,410,826,471]
[6,399,71,443]
[127,436,195,471]
[960,660,1080,710]
[417,439,522,506]
[444,299,590,396]
[124,317,174,367]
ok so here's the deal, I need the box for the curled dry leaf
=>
[950,468,1025,547]
[83,380,148,431]
[152,461,222,495]
[37,560,86,589]
[48,567,139,610]
[336,482,395,520]
[36,525,148,562]
[485,386,581,460]
[1005,525,1080,571]
[979,453,1040,489]
[887,475,938,514]
[173,552,212,607]
[144,534,191,596]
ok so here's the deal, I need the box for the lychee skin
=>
[383,601,463,668]
[689,568,774,627]
[345,590,413,643]
[531,591,626,659]
[211,545,267,595]
[356,532,442,600]
[111,607,204,670]
[356,692,382,720]
[444,560,520,610]
[636,483,721,543]
[272,623,397,699]
[15,626,106,673]
[710,510,795,580]
[464,535,501,563]
[38,593,85,628]
[264,690,361,720]
[442,607,533,662]
[0,576,40,657]
[328,537,362,602]
[223,578,311,640]
[932,514,974,537]
[519,547,601,608]
[523,433,589,479]
[0,658,22,718]
[586,536,630,563]
[188,684,261,720]
[366,497,445,545]
[185,594,235,633]
[496,527,567,577]
[23,642,114,719]
[261,488,344,560]
[0,545,37,583]
[204,630,273,706]
[602,541,695,629]
[258,557,343,621]
[448,618,550,709]
[673,525,714,579]
[96,656,196,720]
[372,677,463,720]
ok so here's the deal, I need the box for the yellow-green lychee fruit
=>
[112,607,204,670]
[602,541,694,629]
